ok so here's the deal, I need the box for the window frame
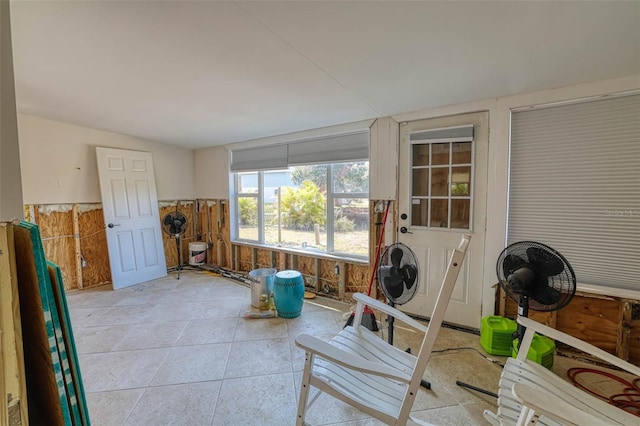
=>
[232,162,370,260]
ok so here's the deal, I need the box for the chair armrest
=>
[517,316,640,378]
[353,293,428,333]
[511,383,616,426]
[295,333,412,383]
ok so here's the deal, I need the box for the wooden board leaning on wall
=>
[502,288,640,364]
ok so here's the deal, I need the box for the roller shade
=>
[287,131,369,165]
[508,94,640,291]
[230,144,287,172]
[230,130,369,171]
[410,125,474,142]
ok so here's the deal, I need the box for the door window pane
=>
[432,143,450,165]
[411,199,428,226]
[452,142,472,164]
[451,199,470,229]
[412,168,429,196]
[451,166,471,196]
[431,167,449,196]
[412,144,429,166]
[430,199,448,228]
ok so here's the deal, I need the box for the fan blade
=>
[526,247,565,276]
[383,274,405,299]
[163,214,174,226]
[530,276,563,305]
[401,264,417,290]
[390,247,404,269]
[502,254,528,277]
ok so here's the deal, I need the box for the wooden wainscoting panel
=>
[556,295,620,355]
[77,205,111,288]
[346,263,369,295]
[34,206,77,290]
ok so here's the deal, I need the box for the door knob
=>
[400,226,412,234]
[107,223,120,228]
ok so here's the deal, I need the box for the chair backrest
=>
[398,234,471,423]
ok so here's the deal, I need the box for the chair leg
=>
[296,351,314,426]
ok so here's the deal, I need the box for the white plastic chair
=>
[294,234,471,425]
[484,316,640,426]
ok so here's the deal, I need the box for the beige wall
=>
[18,114,196,204]
[0,1,24,221]
[194,145,230,199]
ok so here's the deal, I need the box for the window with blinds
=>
[508,93,640,292]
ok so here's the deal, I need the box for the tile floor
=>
[66,270,607,425]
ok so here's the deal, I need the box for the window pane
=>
[451,166,471,196]
[263,171,293,246]
[412,144,429,166]
[430,199,448,227]
[451,199,470,229]
[332,162,369,193]
[452,142,472,164]
[280,180,326,250]
[432,143,450,165]
[237,196,258,240]
[411,199,428,226]
[238,172,258,193]
[412,168,429,196]
[291,165,326,191]
[334,198,368,256]
[431,167,449,196]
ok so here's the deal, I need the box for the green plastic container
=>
[480,316,517,356]
[512,334,556,369]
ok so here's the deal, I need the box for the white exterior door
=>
[96,147,167,289]
[398,112,488,329]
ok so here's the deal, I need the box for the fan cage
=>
[497,241,576,312]
[162,212,188,235]
[377,243,420,305]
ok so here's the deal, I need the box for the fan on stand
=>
[378,242,430,389]
[161,211,188,279]
[456,240,577,397]
[497,240,576,350]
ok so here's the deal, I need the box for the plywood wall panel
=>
[237,246,253,272]
[78,207,111,288]
[34,208,77,290]
[219,201,231,268]
[346,264,369,294]
[159,202,195,268]
[256,249,272,269]
[629,303,640,364]
[555,296,619,355]
[318,260,336,281]
[296,256,316,287]
[199,200,214,265]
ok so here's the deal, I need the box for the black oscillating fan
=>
[497,241,576,349]
[378,243,419,306]
[378,243,430,389]
[161,211,188,279]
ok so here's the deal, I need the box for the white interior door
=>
[398,112,488,329]
[96,147,167,289]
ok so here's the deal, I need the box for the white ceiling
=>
[9,1,640,149]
